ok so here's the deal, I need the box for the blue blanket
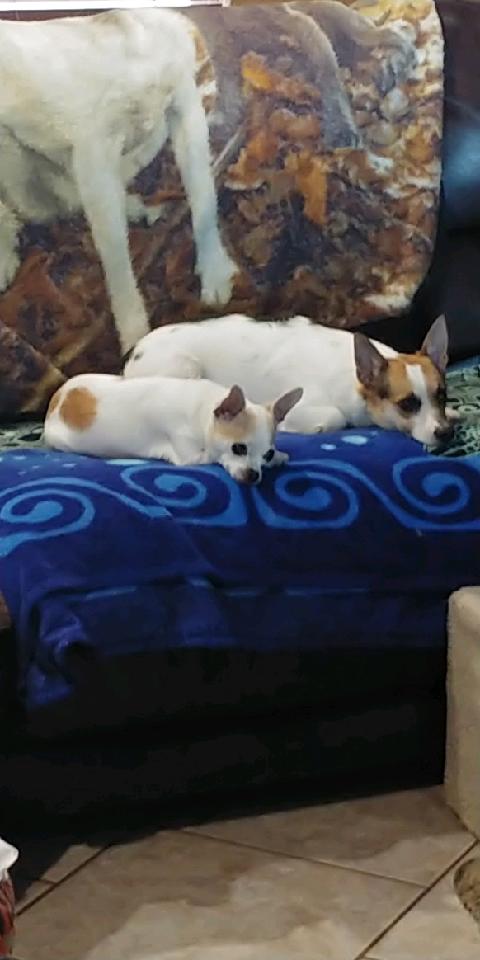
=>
[1,428,480,713]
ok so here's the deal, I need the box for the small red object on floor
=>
[0,840,18,957]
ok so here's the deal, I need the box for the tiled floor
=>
[10,787,480,960]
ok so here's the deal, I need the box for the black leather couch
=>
[1,0,478,825]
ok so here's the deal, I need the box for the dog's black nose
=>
[434,423,455,444]
[244,468,260,485]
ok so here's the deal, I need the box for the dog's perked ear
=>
[272,387,304,424]
[421,314,449,372]
[354,333,388,389]
[214,385,246,421]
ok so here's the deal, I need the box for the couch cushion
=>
[396,0,480,363]
[436,0,480,232]
[0,426,479,732]
[445,586,480,836]
[0,354,476,642]
[0,595,10,631]
[0,419,44,629]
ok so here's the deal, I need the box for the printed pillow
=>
[0,0,443,415]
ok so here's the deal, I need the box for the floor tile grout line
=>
[16,882,58,917]
[420,837,478,894]
[17,843,116,916]
[182,826,477,888]
[16,872,56,887]
[15,827,477,947]
[354,885,435,960]
[16,875,55,889]
[180,828,426,888]
[354,837,479,960]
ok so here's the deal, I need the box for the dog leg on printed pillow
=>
[169,74,237,307]
[0,201,21,292]
[280,402,347,435]
[126,193,166,228]
[300,0,416,96]
[72,140,150,355]
[284,4,361,149]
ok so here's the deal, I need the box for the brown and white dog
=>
[44,374,303,484]
[125,313,459,449]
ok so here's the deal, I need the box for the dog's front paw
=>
[267,450,289,468]
[198,247,237,307]
[116,309,150,356]
[127,194,166,227]
[0,248,20,292]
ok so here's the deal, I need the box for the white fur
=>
[0,10,236,353]
[125,313,452,446]
[406,363,437,441]
[44,374,291,484]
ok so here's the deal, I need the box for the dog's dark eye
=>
[264,449,275,463]
[435,386,447,407]
[397,394,421,415]
[232,443,247,456]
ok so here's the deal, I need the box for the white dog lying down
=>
[0,9,236,353]
[44,375,303,485]
[125,313,459,449]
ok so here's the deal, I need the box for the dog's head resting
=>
[354,315,458,448]
[209,384,303,484]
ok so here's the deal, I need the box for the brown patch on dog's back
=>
[46,388,62,419]
[60,387,97,431]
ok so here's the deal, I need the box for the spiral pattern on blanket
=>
[0,451,479,559]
